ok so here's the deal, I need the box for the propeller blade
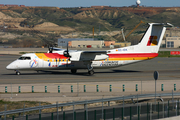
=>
[51,46,53,53]
[66,57,68,67]
[63,43,71,57]
[48,45,50,53]
[66,43,68,67]
[67,43,69,55]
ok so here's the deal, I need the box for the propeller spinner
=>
[48,46,53,53]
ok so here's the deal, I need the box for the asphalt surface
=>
[1,54,180,84]
[1,53,180,120]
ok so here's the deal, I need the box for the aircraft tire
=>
[71,69,77,74]
[88,70,94,75]
[16,71,21,75]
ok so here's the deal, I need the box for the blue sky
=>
[1,0,180,8]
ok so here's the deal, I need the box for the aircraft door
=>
[38,55,44,68]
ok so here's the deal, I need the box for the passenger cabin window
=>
[18,56,31,60]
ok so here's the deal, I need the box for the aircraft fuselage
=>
[6,52,158,71]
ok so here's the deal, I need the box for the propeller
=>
[63,43,71,67]
[63,43,71,57]
[48,46,53,53]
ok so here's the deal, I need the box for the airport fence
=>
[0,92,180,120]
[1,83,178,93]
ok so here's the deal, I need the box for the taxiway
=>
[1,55,180,84]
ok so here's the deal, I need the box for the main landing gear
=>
[87,64,94,75]
[71,69,77,74]
[15,70,21,75]
[88,69,94,75]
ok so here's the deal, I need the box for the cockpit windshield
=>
[18,56,31,60]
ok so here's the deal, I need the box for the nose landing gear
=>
[15,70,21,75]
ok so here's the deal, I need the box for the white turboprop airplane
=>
[6,23,171,75]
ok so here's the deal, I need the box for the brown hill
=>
[1,6,180,33]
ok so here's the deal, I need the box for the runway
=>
[1,55,180,84]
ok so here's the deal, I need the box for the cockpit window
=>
[18,56,31,60]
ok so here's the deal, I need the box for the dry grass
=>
[0,99,57,118]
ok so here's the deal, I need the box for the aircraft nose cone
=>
[6,63,14,70]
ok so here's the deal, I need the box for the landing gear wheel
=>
[71,69,77,74]
[88,70,94,75]
[16,71,20,75]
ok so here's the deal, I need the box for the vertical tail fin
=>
[138,23,166,53]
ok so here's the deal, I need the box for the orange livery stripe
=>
[108,53,158,58]
[107,53,158,61]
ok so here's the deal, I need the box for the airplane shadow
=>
[3,69,141,76]
[112,70,141,73]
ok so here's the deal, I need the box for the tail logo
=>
[147,36,158,46]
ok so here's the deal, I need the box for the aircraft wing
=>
[82,51,107,54]
[70,50,108,61]
[48,47,108,61]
